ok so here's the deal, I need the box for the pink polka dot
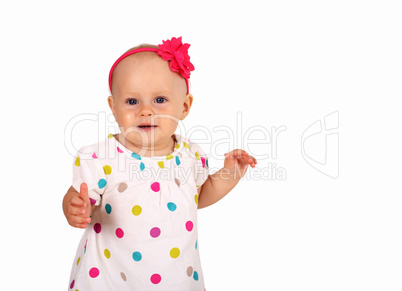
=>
[94,223,101,233]
[116,228,124,238]
[69,279,75,289]
[92,152,97,159]
[89,198,96,205]
[201,157,206,167]
[89,267,99,278]
[150,273,161,284]
[186,221,193,232]
[117,146,124,153]
[150,182,160,192]
[150,227,161,238]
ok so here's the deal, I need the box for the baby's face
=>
[108,52,192,155]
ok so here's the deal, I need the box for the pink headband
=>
[108,37,195,94]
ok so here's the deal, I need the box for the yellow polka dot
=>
[75,156,80,167]
[158,161,165,168]
[194,194,198,205]
[195,152,200,160]
[108,133,113,138]
[103,165,112,175]
[132,205,142,216]
[170,247,180,258]
[183,142,189,149]
[104,249,111,259]
[77,257,81,265]
[166,154,173,160]
[175,144,180,149]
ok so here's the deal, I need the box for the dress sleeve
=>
[188,141,210,187]
[72,146,107,206]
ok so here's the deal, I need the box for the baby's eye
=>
[155,97,167,104]
[127,99,138,105]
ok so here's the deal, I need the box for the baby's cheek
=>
[119,114,137,128]
[160,114,181,127]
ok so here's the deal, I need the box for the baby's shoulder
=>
[176,135,208,158]
[74,138,110,159]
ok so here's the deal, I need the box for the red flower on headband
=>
[158,37,195,79]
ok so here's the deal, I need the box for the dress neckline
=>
[110,133,186,160]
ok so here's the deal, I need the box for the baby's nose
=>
[139,104,154,116]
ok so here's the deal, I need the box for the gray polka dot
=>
[186,266,193,277]
[118,183,128,192]
[121,272,127,281]
[175,178,181,187]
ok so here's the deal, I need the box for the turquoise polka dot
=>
[206,159,209,168]
[98,179,107,189]
[193,271,199,281]
[131,152,141,160]
[105,204,112,214]
[195,240,197,249]
[140,162,145,171]
[175,156,181,166]
[167,202,177,211]
[132,251,142,261]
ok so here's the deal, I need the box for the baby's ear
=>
[108,96,116,116]
[180,94,193,120]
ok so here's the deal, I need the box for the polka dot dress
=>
[69,134,209,290]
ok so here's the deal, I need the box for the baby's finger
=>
[252,156,257,164]
[234,149,247,158]
[79,183,90,203]
[237,153,257,168]
[70,195,85,207]
[237,152,253,163]
[245,155,257,164]
[68,205,86,216]
[68,215,91,228]
[225,149,247,159]
[240,151,255,164]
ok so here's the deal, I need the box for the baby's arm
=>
[197,149,257,209]
[62,183,96,228]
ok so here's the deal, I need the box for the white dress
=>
[68,134,209,291]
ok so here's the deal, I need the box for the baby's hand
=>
[224,149,257,179]
[63,183,93,228]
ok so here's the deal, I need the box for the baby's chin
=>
[122,130,173,152]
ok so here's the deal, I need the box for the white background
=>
[1,0,401,290]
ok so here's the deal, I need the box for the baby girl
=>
[63,37,257,290]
